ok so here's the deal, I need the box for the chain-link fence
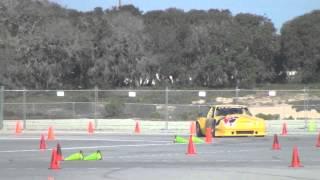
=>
[1,87,320,127]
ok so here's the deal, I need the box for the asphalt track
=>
[0,133,319,180]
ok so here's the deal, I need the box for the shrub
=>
[150,112,162,119]
[104,99,125,117]
[73,95,90,102]
[179,111,198,121]
[255,113,280,120]
[283,116,295,120]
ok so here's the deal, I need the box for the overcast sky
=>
[51,0,320,31]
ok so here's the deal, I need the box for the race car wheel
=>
[196,122,203,137]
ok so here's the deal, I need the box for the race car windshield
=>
[216,107,244,116]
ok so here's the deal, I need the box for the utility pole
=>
[0,86,4,130]
[118,0,121,9]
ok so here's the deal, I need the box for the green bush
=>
[283,116,295,120]
[179,111,198,121]
[255,113,280,120]
[73,95,90,102]
[104,99,125,117]
[149,112,162,119]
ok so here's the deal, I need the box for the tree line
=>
[0,0,319,89]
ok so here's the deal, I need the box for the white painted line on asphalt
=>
[106,148,265,159]
[87,168,98,170]
[0,149,40,153]
[61,143,174,150]
[0,137,40,140]
[0,143,174,153]
[310,159,320,162]
[5,168,17,170]
[213,159,282,162]
[25,168,35,170]
[0,137,172,143]
[199,148,264,155]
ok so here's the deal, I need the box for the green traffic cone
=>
[192,136,205,144]
[64,151,84,161]
[308,120,317,132]
[174,135,188,144]
[83,150,103,161]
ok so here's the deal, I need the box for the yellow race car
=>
[196,105,266,137]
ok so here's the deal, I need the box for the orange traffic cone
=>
[186,135,196,155]
[190,122,196,135]
[39,134,47,151]
[316,132,320,148]
[134,121,141,134]
[281,122,288,136]
[56,143,63,161]
[88,121,94,135]
[272,134,281,150]
[205,128,213,144]
[289,146,302,168]
[47,126,55,140]
[49,148,60,170]
[15,121,22,135]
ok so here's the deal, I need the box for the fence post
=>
[305,88,310,129]
[303,87,308,129]
[23,88,26,129]
[72,102,75,119]
[235,87,239,103]
[165,87,169,130]
[0,86,4,129]
[94,87,98,129]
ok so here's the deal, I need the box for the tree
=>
[0,1,301,89]
[281,10,320,83]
